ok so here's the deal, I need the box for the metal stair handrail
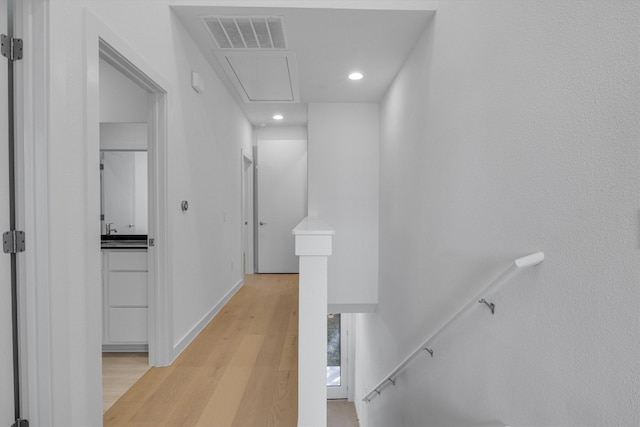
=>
[362,252,544,403]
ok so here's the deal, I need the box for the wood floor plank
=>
[268,370,298,427]
[162,314,249,426]
[103,365,175,425]
[279,334,298,371]
[195,334,265,427]
[102,352,151,412]
[231,295,296,426]
[130,367,202,425]
[104,274,299,427]
[173,311,239,368]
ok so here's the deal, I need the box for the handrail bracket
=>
[479,298,495,315]
[361,252,544,404]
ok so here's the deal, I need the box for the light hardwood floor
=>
[104,274,299,427]
[103,353,151,413]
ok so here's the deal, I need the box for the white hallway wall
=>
[43,1,252,425]
[99,58,148,123]
[254,125,307,142]
[355,1,640,426]
[308,103,379,311]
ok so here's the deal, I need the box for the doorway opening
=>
[93,32,170,412]
[97,36,169,364]
[327,313,350,399]
[99,56,150,356]
[255,139,307,273]
[241,149,254,274]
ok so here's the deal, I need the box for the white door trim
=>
[85,11,172,367]
[327,313,351,399]
[15,0,54,424]
[241,148,254,274]
[16,2,174,424]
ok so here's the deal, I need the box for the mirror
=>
[101,150,148,235]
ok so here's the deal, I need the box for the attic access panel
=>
[218,51,300,103]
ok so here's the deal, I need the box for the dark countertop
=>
[101,234,148,249]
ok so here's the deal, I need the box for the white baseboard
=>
[103,344,149,352]
[354,399,367,427]
[171,278,244,359]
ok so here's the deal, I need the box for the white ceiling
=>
[172,5,434,127]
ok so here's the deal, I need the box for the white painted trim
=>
[84,11,173,370]
[295,217,334,425]
[347,313,356,402]
[102,344,149,352]
[292,217,335,236]
[83,11,105,420]
[241,148,254,274]
[16,0,54,424]
[146,89,172,367]
[171,278,244,360]
[168,0,438,11]
[242,147,253,163]
[327,313,350,399]
[298,255,330,426]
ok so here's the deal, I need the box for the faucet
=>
[106,222,118,235]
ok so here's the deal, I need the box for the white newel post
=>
[293,217,335,427]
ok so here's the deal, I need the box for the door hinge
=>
[3,230,25,254]
[148,238,155,247]
[12,418,29,427]
[1,34,23,61]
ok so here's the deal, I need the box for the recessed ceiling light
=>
[273,114,284,120]
[348,72,364,81]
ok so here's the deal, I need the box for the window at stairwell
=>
[327,313,341,386]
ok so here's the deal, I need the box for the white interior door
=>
[0,0,16,422]
[257,139,307,273]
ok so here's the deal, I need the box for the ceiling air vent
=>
[203,16,287,50]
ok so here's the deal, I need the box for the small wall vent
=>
[203,16,287,50]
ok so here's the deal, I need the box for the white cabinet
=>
[102,249,148,351]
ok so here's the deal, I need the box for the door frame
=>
[13,2,173,424]
[241,148,254,274]
[327,313,351,399]
[14,0,54,424]
[1,0,18,423]
[255,139,308,273]
[15,0,173,425]
[89,13,171,367]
